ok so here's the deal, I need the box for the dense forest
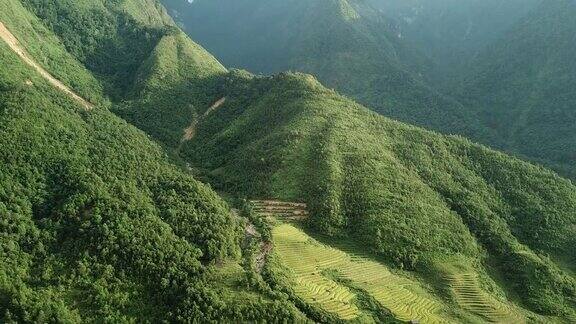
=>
[366,0,541,83]
[1,0,575,322]
[178,70,576,319]
[0,0,306,321]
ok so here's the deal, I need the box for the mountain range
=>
[367,0,541,83]
[164,0,576,181]
[162,0,494,143]
[457,0,576,179]
[1,0,575,322]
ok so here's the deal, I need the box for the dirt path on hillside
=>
[0,22,93,110]
[181,97,226,142]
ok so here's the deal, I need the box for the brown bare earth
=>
[181,97,226,142]
[182,120,199,141]
[250,200,309,221]
[0,21,93,110]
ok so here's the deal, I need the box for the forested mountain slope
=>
[175,70,576,320]
[162,0,495,143]
[107,10,576,313]
[2,0,576,322]
[0,0,305,322]
[163,0,576,181]
[458,0,576,179]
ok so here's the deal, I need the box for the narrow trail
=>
[0,21,93,110]
[181,97,226,142]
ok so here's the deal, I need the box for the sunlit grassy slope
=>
[273,223,448,323]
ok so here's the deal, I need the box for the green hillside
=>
[457,0,576,179]
[16,0,227,147]
[162,0,495,144]
[20,0,175,99]
[0,1,305,322]
[115,30,227,147]
[176,70,576,320]
[163,0,576,181]
[1,0,576,322]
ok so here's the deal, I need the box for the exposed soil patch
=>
[180,97,226,142]
[250,200,309,221]
[0,21,94,110]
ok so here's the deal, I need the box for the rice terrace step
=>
[250,200,309,221]
[445,273,526,323]
[272,223,449,323]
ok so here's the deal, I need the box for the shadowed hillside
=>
[366,0,541,84]
[458,0,576,179]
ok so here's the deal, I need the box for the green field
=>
[273,223,449,323]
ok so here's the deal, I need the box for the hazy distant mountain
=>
[367,0,541,84]
[162,0,495,142]
[458,0,576,178]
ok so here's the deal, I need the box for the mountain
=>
[0,0,305,322]
[161,0,496,144]
[1,0,576,322]
[176,70,576,320]
[366,0,541,84]
[163,0,576,180]
[114,4,576,316]
[457,0,576,179]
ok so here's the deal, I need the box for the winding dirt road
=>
[0,21,93,110]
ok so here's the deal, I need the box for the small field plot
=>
[274,224,360,320]
[446,273,526,323]
[273,223,449,323]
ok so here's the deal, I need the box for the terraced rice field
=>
[339,255,445,323]
[273,223,448,322]
[251,200,309,220]
[446,273,525,323]
[274,225,359,320]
